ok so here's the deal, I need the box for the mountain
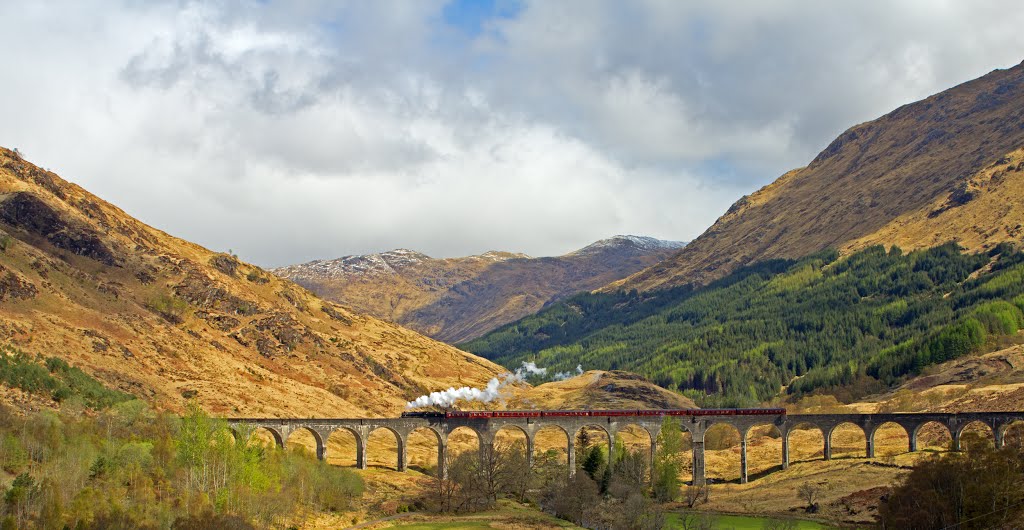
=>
[612,60,1024,292]
[465,242,1024,406]
[273,235,684,343]
[466,62,1024,406]
[0,146,504,417]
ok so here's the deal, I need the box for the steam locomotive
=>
[400,408,786,419]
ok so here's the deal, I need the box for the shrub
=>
[147,294,190,324]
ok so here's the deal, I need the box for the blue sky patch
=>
[442,0,523,37]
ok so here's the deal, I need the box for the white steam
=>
[553,365,584,381]
[404,361,583,409]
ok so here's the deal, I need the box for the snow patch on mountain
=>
[567,235,686,257]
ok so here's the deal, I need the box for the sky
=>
[2,1,1024,267]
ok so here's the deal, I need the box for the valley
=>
[274,236,684,344]
[2,11,1024,529]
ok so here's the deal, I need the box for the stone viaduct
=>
[227,411,1024,486]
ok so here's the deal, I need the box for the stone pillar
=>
[316,438,327,461]
[823,431,832,461]
[397,435,408,472]
[276,426,289,449]
[866,432,875,459]
[739,437,748,484]
[526,435,535,470]
[781,432,790,469]
[692,440,706,486]
[909,433,917,452]
[567,436,576,478]
[995,427,1006,449]
[438,441,448,480]
[608,430,616,470]
[952,430,962,452]
[649,438,658,484]
[356,436,368,469]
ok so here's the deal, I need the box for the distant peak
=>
[568,235,687,256]
[474,250,531,261]
[273,248,431,278]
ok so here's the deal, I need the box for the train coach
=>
[401,408,786,419]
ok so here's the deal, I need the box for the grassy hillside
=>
[0,146,504,417]
[463,243,1024,406]
[613,61,1024,293]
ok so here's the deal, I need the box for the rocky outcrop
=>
[0,191,117,265]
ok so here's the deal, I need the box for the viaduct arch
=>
[229,411,1024,486]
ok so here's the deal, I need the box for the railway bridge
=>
[227,411,1024,486]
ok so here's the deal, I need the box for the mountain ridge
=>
[610,60,1024,292]
[274,235,685,343]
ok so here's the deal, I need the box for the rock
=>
[209,254,239,277]
[0,192,117,265]
[0,265,37,301]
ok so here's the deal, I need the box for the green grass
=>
[383,501,579,529]
[665,512,832,529]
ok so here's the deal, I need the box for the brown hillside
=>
[509,370,697,410]
[845,147,1024,254]
[0,147,504,417]
[274,236,683,343]
[615,60,1024,292]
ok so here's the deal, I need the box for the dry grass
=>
[0,147,506,418]
[614,63,1024,292]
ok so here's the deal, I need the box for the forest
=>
[462,242,1024,406]
[0,350,364,529]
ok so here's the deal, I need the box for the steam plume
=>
[553,365,584,381]
[404,361,579,409]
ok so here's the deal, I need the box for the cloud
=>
[1,1,1023,266]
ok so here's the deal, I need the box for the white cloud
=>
[1,1,1023,266]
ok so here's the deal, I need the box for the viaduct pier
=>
[228,411,1024,486]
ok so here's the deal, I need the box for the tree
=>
[762,518,798,530]
[500,440,532,502]
[880,444,1024,529]
[581,445,605,481]
[4,472,39,529]
[430,452,458,513]
[683,484,710,508]
[676,511,715,530]
[612,443,649,492]
[653,417,685,502]
[540,472,600,526]
[797,482,821,512]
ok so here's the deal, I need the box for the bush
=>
[880,443,1024,529]
[0,346,132,409]
[147,294,190,324]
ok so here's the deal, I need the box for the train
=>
[400,408,786,419]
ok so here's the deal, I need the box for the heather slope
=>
[0,147,504,417]
[615,60,1024,292]
[274,235,684,343]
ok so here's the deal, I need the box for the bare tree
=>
[501,440,531,502]
[762,518,799,530]
[613,446,649,490]
[431,452,458,513]
[683,483,710,508]
[797,482,821,511]
[676,511,715,530]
